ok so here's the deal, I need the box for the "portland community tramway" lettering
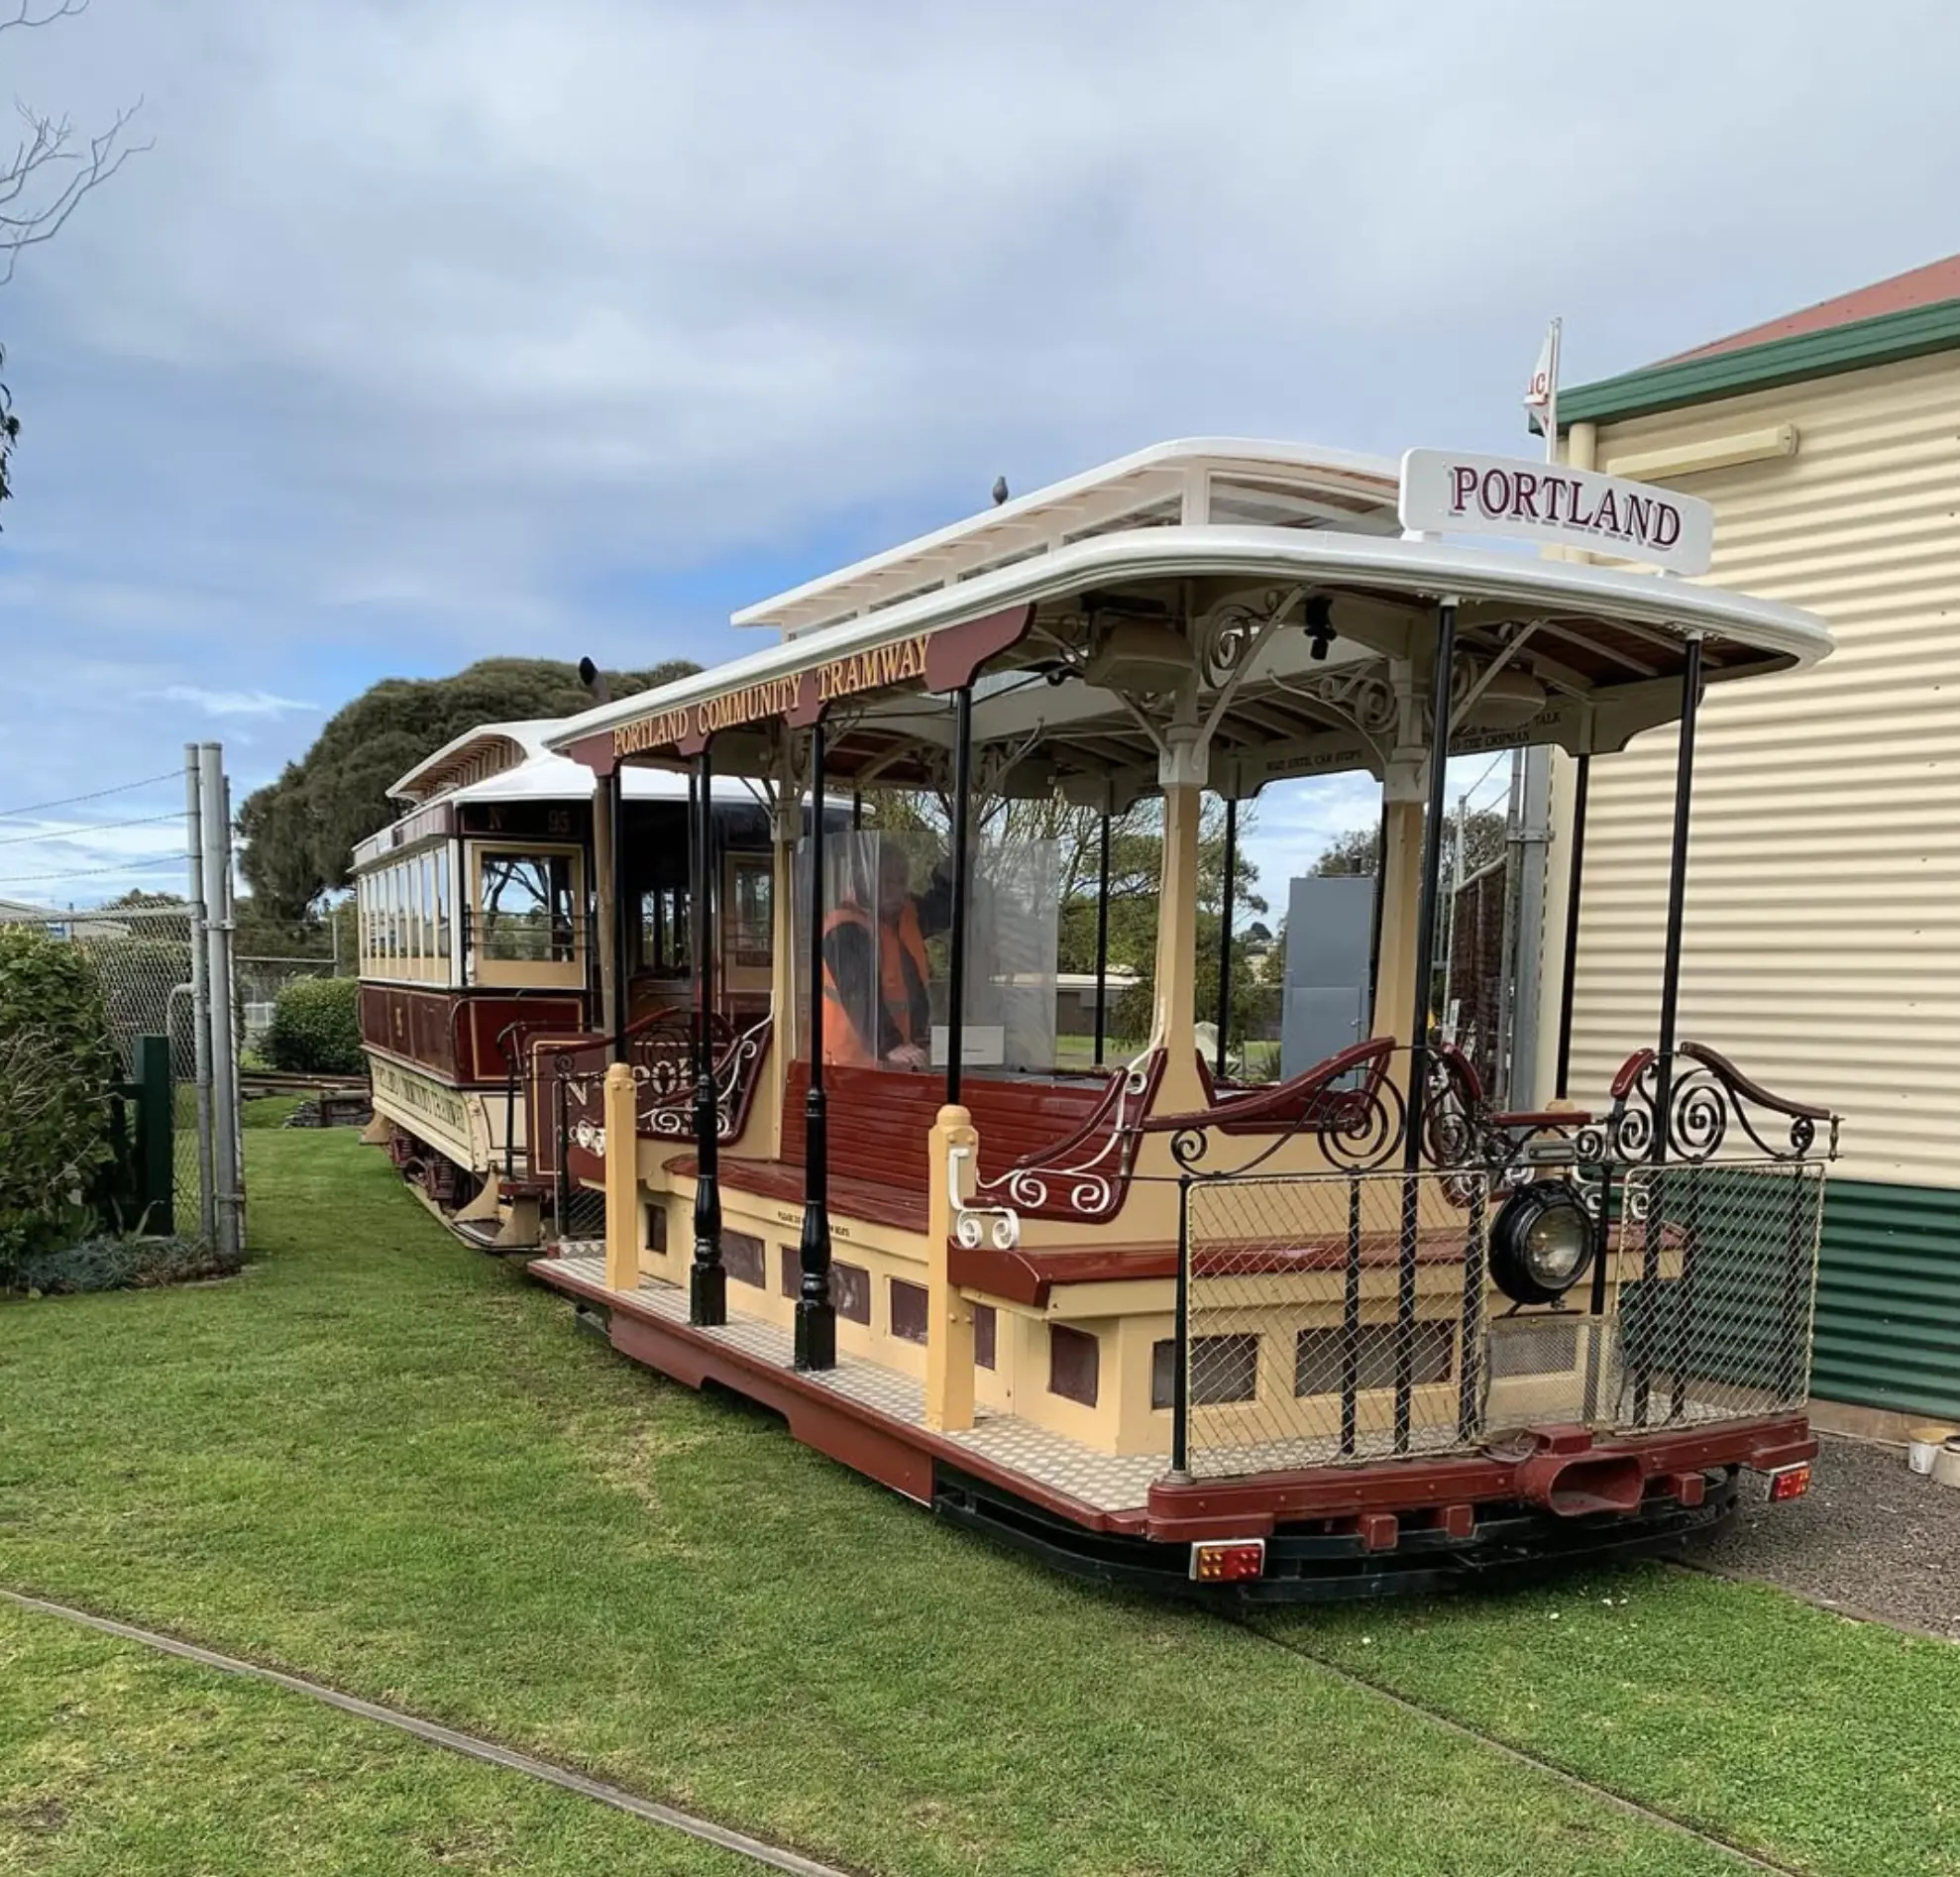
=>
[611,631,932,758]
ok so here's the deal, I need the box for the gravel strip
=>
[1690,1434,1960,1640]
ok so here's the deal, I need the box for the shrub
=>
[262,973,365,1075]
[11,1232,245,1295]
[0,925,119,1279]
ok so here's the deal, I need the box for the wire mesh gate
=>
[1176,1167,1491,1479]
[1616,1158,1826,1431]
[1172,1153,1829,1483]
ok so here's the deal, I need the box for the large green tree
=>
[237,656,697,921]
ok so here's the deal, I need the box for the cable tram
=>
[352,718,775,1246]
[521,438,1838,1598]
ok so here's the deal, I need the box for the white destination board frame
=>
[1399,448,1714,575]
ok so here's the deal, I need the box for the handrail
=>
[1144,1037,1395,1137]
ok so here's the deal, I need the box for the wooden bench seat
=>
[670,1061,1119,1234]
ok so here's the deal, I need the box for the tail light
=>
[1767,1462,1811,1502]
[1190,1538,1265,1583]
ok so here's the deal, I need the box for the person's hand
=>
[886,1043,930,1071]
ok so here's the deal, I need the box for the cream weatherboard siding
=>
[1551,346,1960,1418]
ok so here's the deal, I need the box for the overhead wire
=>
[0,769,183,823]
[0,810,185,848]
[0,852,188,887]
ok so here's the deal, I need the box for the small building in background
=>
[1539,253,1960,1432]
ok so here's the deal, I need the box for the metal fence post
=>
[198,742,242,1262]
[184,747,216,1244]
[1169,1177,1192,1481]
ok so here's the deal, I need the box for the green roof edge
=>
[1549,294,1960,431]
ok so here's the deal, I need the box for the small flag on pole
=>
[1525,318,1562,461]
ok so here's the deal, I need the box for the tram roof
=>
[733,438,1401,639]
[549,441,1834,800]
[389,719,748,809]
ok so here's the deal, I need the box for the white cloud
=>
[4,0,1959,849]
[156,686,319,718]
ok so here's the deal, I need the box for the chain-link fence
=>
[1618,1158,1827,1429]
[0,743,245,1259]
[1,902,214,1236]
[1179,1166,1489,1478]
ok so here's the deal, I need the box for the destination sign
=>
[1398,448,1714,575]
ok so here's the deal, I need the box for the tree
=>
[237,656,700,922]
[1309,809,1507,880]
[0,0,148,513]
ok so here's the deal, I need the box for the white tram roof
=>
[388,719,747,809]
[733,438,1402,639]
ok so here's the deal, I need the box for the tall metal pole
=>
[1552,753,1591,1101]
[795,720,835,1371]
[182,747,215,1246]
[690,746,725,1326]
[1364,794,1388,1028]
[197,743,241,1263]
[1651,636,1704,1160]
[1092,810,1112,1066]
[1404,605,1459,1169]
[1214,795,1237,1079]
[1393,603,1457,1455]
[944,687,973,1105]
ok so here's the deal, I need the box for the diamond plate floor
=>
[544,1255,1163,1512]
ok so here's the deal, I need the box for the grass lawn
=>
[0,1129,1952,1875]
[0,1601,746,1875]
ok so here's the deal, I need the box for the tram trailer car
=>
[523,440,1837,1600]
[352,719,774,1248]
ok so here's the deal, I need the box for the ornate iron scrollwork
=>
[1601,1043,1839,1165]
[973,1051,1163,1222]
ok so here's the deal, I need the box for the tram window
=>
[889,1277,928,1344]
[973,1302,997,1371]
[1151,1335,1258,1409]
[721,1229,766,1289]
[1048,1325,1099,1407]
[831,1261,871,1325]
[1294,1323,1453,1396]
[640,885,690,976]
[479,851,577,961]
[434,852,452,958]
[729,860,772,968]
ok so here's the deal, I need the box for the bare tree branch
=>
[0,94,148,281]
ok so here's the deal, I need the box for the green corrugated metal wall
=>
[1812,1179,1960,1420]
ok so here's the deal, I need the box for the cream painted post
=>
[602,1062,639,1290]
[1370,795,1426,1046]
[1152,780,1206,1110]
[925,1103,977,1432]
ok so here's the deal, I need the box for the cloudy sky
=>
[3,0,1958,913]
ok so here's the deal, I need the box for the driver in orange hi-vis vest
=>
[820,844,946,1069]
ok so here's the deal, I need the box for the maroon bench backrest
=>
[779,1062,1108,1198]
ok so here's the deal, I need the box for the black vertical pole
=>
[1215,795,1237,1079]
[1404,604,1459,1170]
[690,745,725,1326]
[851,790,863,831]
[1092,810,1112,1067]
[608,771,629,1062]
[1553,752,1591,1101]
[1364,794,1388,1032]
[1170,1178,1192,1478]
[1395,602,1458,1453]
[796,720,836,1371]
[945,686,974,1106]
[1633,635,1703,1429]
[1652,637,1703,1158]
